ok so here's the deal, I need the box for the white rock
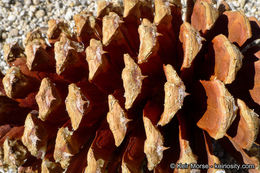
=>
[35,9,45,18]
[65,8,73,20]
[2,0,11,4]
[33,0,40,5]
[8,15,16,22]
[24,0,32,5]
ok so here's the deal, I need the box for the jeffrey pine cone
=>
[0,0,260,172]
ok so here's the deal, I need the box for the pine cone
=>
[0,0,260,172]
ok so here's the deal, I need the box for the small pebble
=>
[35,9,45,18]
[2,32,7,40]
[2,0,11,4]
[24,0,32,6]
[33,0,40,5]
[9,29,18,37]
[7,15,16,22]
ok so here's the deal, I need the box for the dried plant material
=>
[3,138,28,168]
[158,64,186,126]
[122,54,146,109]
[84,148,106,173]
[102,12,137,71]
[154,0,172,27]
[65,84,92,130]
[97,0,109,17]
[25,37,54,71]
[0,96,30,125]
[54,35,82,75]
[17,162,41,173]
[22,111,48,158]
[217,0,231,14]
[179,22,204,70]
[143,116,166,171]
[138,19,159,64]
[102,12,123,46]
[191,0,219,34]
[97,0,123,18]
[47,20,70,43]
[203,132,224,173]
[86,39,108,81]
[84,124,116,173]
[123,0,140,18]
[2,66,37,98]
[0,125,12,139]
[74,13,101,43]
[249,61,260,105]
[0,126,24,146]
[23,29,45,47]
[53,127,80,169]
[197,80,238,140]
[86,39,122,93]
[121,135,145,173]
[175,126,198,173]
[227,135,260,172]
[3,42,24,63]
[211,34,243,84]
[232,99,259,150]
[35,78,62,121]
[41,158,64,173]
[224,11,252,47]
[107,95,130,147]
